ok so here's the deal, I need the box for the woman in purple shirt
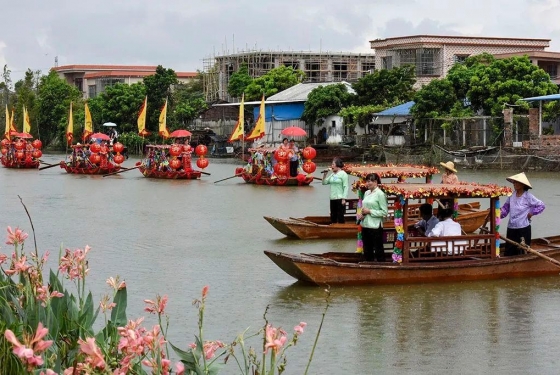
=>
[500,172,545,256]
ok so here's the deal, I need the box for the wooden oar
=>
[313,177,323,181]
[39,160,54,166]
[102,165,141,177]
[213,174,241,184]
[39,162,62,171]
[480,227,560,268]
[195,170,211,176]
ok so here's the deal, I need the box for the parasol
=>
[12,132,33,139]
[169,129,193,138]
[281,126,307,137]
[90,132,111,141]
[103,122,117,127]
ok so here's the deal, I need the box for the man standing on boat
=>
[322,157,349,224]
[500,172,545,256]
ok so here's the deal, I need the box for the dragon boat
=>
[59,142,126,175]
[136,143,209,180]
[0,137,43,169]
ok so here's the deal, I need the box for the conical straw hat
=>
[439,161,457,173]
[506,172,532,189]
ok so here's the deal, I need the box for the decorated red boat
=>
[59,142,126,175]
[234,146,317,186]
[136,143,209,179]
[0,137,43,169]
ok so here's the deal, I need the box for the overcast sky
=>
[1,0,559,82]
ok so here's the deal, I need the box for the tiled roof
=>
[53,64,158,72]
[83,71,196,79]
[267,81,356,102]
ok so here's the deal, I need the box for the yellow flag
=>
[228,94,244,142]
[10,108,16,132]
[5,104,10,140]
[23,106,31,134]
[138,96,148,136]
[66,102,74,144]
[158,98,169,138]
[246,94,265,141]
[83,103,93,141]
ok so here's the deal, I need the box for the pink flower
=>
[40,370,57,375]
[0,253,7,264]
[294,322,307,335]
[203,340,225,360]
[144,294,168,315]
[6,226,28,245]
[264,324,287,354]
[106,276,126,290]
[79,337,106,369]
[4,322,53,371]
[176,362,185,375]
[59,245,90,281]
[202,285,209,298]
[36,285,64,306]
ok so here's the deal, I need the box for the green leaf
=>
[110,287,127,327]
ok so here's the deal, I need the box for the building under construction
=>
[202,50,375,102]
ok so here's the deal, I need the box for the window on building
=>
[333,62,348,80]
[99,78,124,93]
[381,56,393,70]
[88,85,97,98]
[305,62,321,82]
[362,62,375,74]
[398,48,442,76]
[283,61,299,70]
[453,55,469,64]
[74,78,83,93]
[539,62,558,79]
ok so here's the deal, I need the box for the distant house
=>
[212,81,355,144]
[52,65,197,99]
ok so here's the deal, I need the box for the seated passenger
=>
[414,203,439,236]
[428,208,466,255]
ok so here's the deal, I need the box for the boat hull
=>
[236,169,313,186]
[1,157,40,169]
[61,162,121,175]
[264,236,560,285]
[264,207,489,239]
[138,165,201,179]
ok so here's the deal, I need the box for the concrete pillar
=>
[528,107,539,139]
[502,109,513,147]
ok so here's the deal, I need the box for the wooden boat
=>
[59,143,125,175]
[264,201,486,239]
[264,181,538,286]
[234,146,315,186]
[137,144,208,180]
[0,138,43,169]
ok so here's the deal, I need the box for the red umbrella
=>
[90,132,111,141]
[169,129,192,138]
[281,126,307,137]
[17,132,33,139]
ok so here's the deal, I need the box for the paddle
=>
[313,177,323,181]
[103,165,141,177]
[214,174,241,184]
[39,162,61,171]
[480,227,560,268]
[196,170,211,176]
[39,160,54,166]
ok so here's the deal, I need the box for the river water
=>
[1,155,560,374]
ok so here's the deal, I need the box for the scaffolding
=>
[202,49,375,102]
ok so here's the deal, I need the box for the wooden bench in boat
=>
[404,234,495,262]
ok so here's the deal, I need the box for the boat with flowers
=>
[136,143,209,179]
[261,181,560,286]
[264,164,489,239]
[59,142,126,175]
[0,137,43,169]
[234,146,317,186]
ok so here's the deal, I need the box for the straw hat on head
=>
[439,161,457,173]
[506,172,532,189]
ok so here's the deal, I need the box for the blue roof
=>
[375,101,415,116]
[521,94,560,102]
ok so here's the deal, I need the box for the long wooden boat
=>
[264,202,485,239]
[0,138,43,169]
[60,161,121,175]
[234,146,315,186]
[265,181,528,286]
[58,143,125,175]
[137,144,208,180]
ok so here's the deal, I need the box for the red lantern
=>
[196,157,209,169]
[1,139,9,147]
[274,162,288,176]
[170,144,182,157]
[113,154,125,164]
[112,142,124,153]
[32,150,43,159]
[16,150,25,159]
[302,161,316,174]
[1,147,7,155]
[14,140,25,150]
[195,144,208,156]
[100,144,108,154]
[169,158,182,170]
[90,143,101,153]
[274,149,289,162]
[183,145,192,153]
[32,139,43,149]
[89,153,101,164]
[296,174,306,183]
[302,146,317,160]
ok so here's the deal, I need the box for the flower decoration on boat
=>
[345,163,440,179]
[356,189,364,254]
[379,182,512,199]
[495,200,501,257]
[453,199,459,220]
[392,195,406,263]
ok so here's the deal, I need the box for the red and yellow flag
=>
[66,102,74,145]
[228,94,244,142]
[137,96,148,136]
[23,106,31,134]
[4,104,10,141]
[83,102,93,141]
[246,94,265,141]
[10,108,17,133]
[158,98,169,138]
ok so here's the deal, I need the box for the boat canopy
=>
[345,164,439,179]
[380,182,512,199]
